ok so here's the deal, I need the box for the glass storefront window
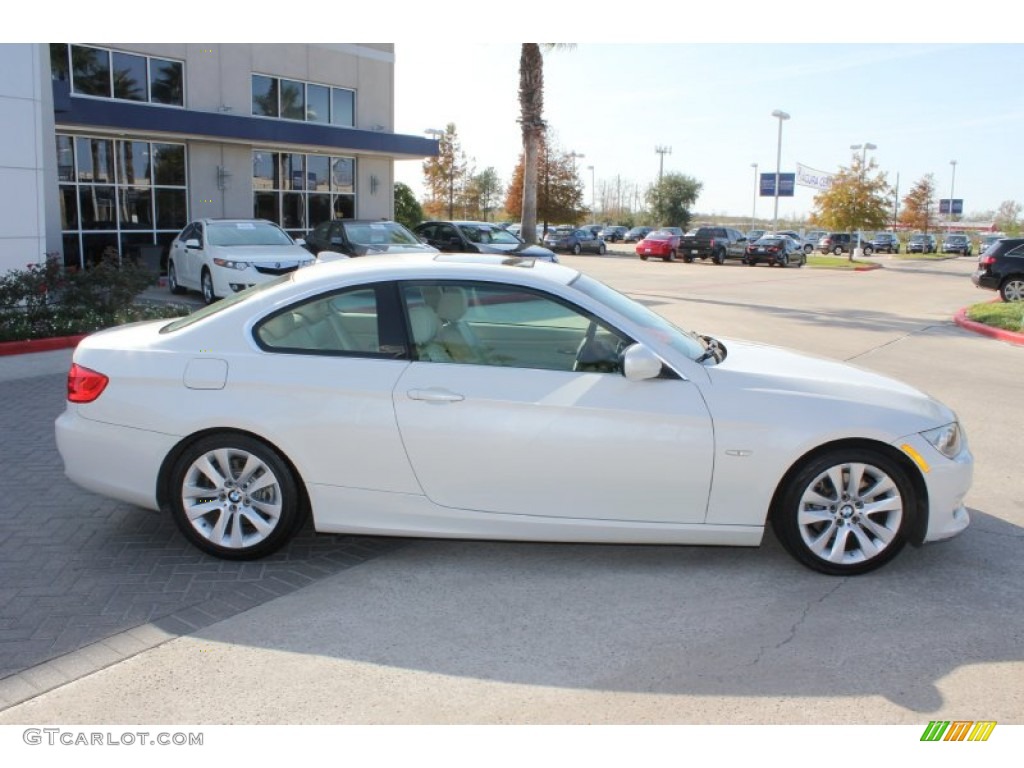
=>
[331,88,355,127]
[119,187,154,229]
[71,45,111,97]
[333,195,355,220]
[332,158,354,193]
[78,186,117,230]
[253,151,357,233]
[307,155,330,192]
[56,135,75,182]
[76,137,114,183]
[117,141,151,186]
[281,154,305,191]
[150,58,183,106]
[307,84,330,124]
[152,143,185,186]
[253,191,279,223]
[280,80,305,121]
[253,151,279,190]
[59,187,79,230]
[155,189,187,229]
[252,75,278,117]
[112,52,147,101]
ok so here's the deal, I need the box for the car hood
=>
[704,337,954,432]
[208,245,311,263]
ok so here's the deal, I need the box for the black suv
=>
[818,233,872,255]
[907,233,938,254]
[869,233,901,253]
[972,237,1024,301]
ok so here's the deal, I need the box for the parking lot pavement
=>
[1,254,1022,725]
[0,352,406,708]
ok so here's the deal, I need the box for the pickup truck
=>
[678,225,749,264]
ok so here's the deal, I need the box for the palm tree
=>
[518,44,573,244]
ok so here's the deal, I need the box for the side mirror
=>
[184,238,200,249]
[622,343,664,382]
[293,237,306,246]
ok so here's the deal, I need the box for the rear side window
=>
[254,284,405,358]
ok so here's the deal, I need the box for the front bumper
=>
[896,432,973,544]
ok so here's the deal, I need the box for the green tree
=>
[812,154,893,256]
[645,172,702,229]
[505,138,587,230]
[995,200,1023,234]
[422,123,468,219]
[393,182,424,230]
[463,168,503,221]
[898,174,937,233]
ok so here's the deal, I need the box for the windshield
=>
[571,273,705,361]
[459,225,521,245]
[207,221,295,247]
[341,221,422,247]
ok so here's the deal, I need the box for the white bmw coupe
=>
[56,254,972,575]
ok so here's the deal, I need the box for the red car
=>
[636,230,682,262]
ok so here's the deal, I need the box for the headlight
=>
[921,422,963,459]
[212,258,250,270]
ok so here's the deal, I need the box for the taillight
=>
[67,363,109,403]
[980,255,996,266]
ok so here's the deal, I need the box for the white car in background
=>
[57,254,972,575]
[167,218,315,304]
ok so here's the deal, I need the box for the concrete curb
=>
[0,335,86,357]
[954,306,1024,346]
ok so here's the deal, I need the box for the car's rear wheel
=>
[167,261,187,295]
[832,246,843,256]
[778,253,790,267]
[772,448,912,576]
[713,248,725,265]
[640,254,648,261]
[572,243,582,255]
[1000,277,1024,302]
[803,244,813,254]
[168,434,305,560]
[863,246,874,256]
[201,269,217,305]
[598,243,607,255]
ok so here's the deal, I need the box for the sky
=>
[394,40,1024,223]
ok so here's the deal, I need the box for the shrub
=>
[0,255,189,343]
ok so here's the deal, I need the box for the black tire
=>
[832,246,843,256]
[572,243,582,255]
[201,269,217,305]
[167,261,187,295]
[863,246,874,256]
[598,243,607,255]
[713,248,725,265]
[797,254,806,268]
[168,434,305,560]
[640,254,648,261]
[771,448,912,576]
[999,277,1024,302]
[682,255,693,263]
[778,253,790,268]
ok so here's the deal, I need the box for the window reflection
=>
[112,52,146,101]
[150,58,183,106]
[76,138,114,183]
[71,45,110,97]
[252,75,278,117]
[280,80,305,121]
[331,88,354,127]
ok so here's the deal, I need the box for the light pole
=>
[655,146,671,223]
[750,162,758,232]
[850,142,876,252]
[771,110,789,231]
[948,160,958,233]
[586,164,595,221]
[568,151,585,221]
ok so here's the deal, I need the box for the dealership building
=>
[0,43,436,275]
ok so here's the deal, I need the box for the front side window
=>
[401,282,631,372]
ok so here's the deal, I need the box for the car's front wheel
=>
[572,243,582,255]
[862,246,874,256]
[201,269,217,305]
[168,434,305,560]
[1000,277,1024,302]
[772,448,912,575]
[598,243,607,255]
[833,246,843,256]
[167,261,187,295]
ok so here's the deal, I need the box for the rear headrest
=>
[407,305,440,344]
[436,286,469,322]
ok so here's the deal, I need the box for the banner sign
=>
[939,199,964,215]
[760,172,795,197]
[796,163,834,191]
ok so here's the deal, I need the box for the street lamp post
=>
[568,151,585,221]
[771,110,789,231]
[850,142,876,252]
[750,162,758,231]
[586,165,595,221]
[948,160,958,233]
[655,146,671,223]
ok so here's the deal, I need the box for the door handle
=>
[407,388,465,403]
